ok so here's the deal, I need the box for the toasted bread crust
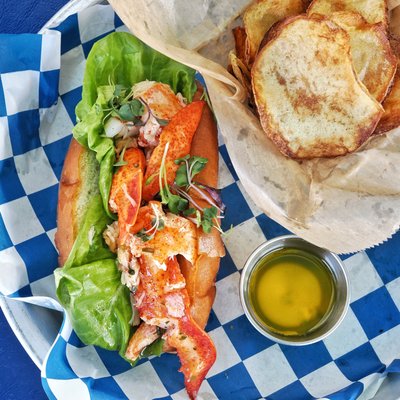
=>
[179,84,224,328]
[252,14,384,159]
[55,138,84,266]
[56,85,222,329]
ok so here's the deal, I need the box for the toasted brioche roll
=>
[178,85,225,329]
[56,85,223,334]
[307,0,388,27]
[55,139,100,266]
[252,15,384,159]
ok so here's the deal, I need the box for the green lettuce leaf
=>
[73,32,197,216]
[141,337,165,358]
[63,193,114,269]
[55,259,131,353]
[76,32,196,121]
[55,192,131,355]
[73,86,116,218]
[55,158,161,360]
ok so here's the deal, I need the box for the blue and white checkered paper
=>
[1,4,400,399]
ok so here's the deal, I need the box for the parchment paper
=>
[109,0,400,253]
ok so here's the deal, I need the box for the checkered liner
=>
[0,4,400,400]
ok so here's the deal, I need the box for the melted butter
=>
[249,248,335,336]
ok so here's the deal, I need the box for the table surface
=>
[0,3,69,399]
[1,2,399,400]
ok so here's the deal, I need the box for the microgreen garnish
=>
[117,100,145,121]
[166,193,188,214]
[174,156,224,214]
[156,118,169,126]
[136,229,152,242]
[155,144,226,234]
[152,217,165,231]
[174,155,207,187]
[201,206,218,233]
[135,204,165,242]
[183,207,196,217]
[99,79,146,127]
[200,88,214,114]
[113,84,126,97]
[158,142,188,213]
[113,143,128,167]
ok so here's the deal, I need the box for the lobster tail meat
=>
[109,148,146,245]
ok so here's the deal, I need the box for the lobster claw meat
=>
[134,81,184,120]
[112,92,214,399]
[109,148,146,245]
[131,254,216,399]
[125,323,159,361]
[167,314,216,400]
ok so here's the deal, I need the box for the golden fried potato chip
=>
[232,26,247,64]
[375,35,400,134]
[312,11,397,103]
[243,0,304,66]
[252,15,383,159]
[229,51,252,94]
[307,0,388,27]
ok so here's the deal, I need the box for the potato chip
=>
[232,26,247,63]
[252,15,383,159]
[307,0,388,27]
[229,50,252,94]
[312,11,397,103]
[375,35,400,134]
[243,0,304,66]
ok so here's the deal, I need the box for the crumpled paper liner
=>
[109,0,400,253]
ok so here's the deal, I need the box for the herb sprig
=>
[136,204,165,242]
[100,82,145,123]
[113,142,129,167]
[159,143,189,214]
[157,143,225,234]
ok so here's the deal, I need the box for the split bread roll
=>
[179,86,225,329]
[252,15,384,159]
[55,88,224,331]
[55,139,99,266]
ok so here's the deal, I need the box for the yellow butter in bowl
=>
[249,249,335,337]
[240,235,349,345]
